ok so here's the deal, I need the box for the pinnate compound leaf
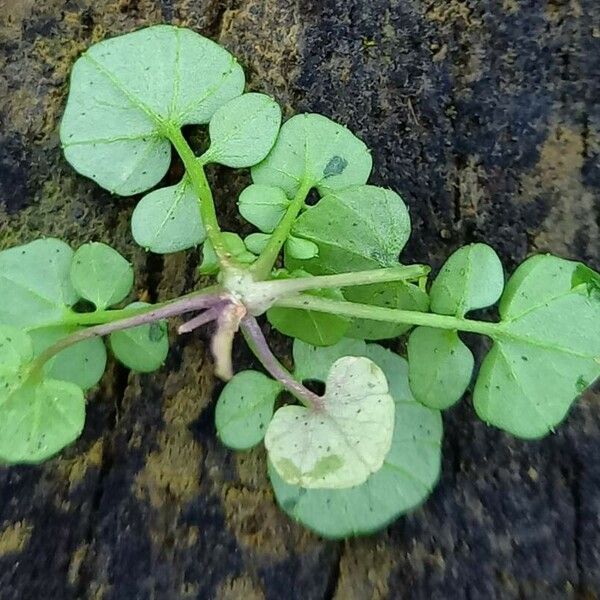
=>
[238,184,290,233]
[289,185,411,274]
[270,340,443,538]
[265,356,395,489]
[61,25,244,195]
[0,239,78,328]
[344,281,429,340]
[131,178,206,253]
[70,242,133,309]
[430,243,504,317]
[474,255,600,438]
[199,233,255,275]
[251,113,372,198]
[109,302,169,373]
[30,326,107,390]
[203,93,282,168]
[407,327,474,410]
[0,376,85,464]
[216,371,282,450]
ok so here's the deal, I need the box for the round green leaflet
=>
[198,233,256,275]
[474,255,600,438]
[407,243,502,410]
[244,233,271,255]
[407,327,474,410]
[267,286,350,347]
[0,375,85,464]
[284,236,319,260]
[70,242,134,310]
[109,303,169,373]
[265,355,395,489]
[60,25,245,195]
[289,185,412,274]
[0,238,78,329]
[131,178,206,254]
[269,341,443,538]
[215,371,282,450]
[247,235,319,260]
[238,184,290,233]
[251,113,372,198]
[30,326,107,391]
[429,243,504,317]
[200,93,282,168]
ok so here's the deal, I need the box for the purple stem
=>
[240,316,323,411]
[33,292,227,370]
[178,307,220,334]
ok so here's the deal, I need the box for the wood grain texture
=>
[0,1,599,598]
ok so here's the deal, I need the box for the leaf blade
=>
[216,370,282,450]
[269,341,442,538]
[251,113,372,198]
[474,255,600,438]
[70,242,134,309]
[60,25,245,195]
[265,356,395,489]
[204,93,282,168]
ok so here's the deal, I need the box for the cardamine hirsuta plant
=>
[1,25,599,538]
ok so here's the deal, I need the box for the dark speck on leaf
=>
[323,155,348,178]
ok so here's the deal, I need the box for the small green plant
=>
[1,25,599,538]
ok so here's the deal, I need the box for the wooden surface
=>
[1,1,599,598]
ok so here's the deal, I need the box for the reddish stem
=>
[240,316,323,410]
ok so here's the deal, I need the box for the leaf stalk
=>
[165,124,235,270]
[273,295,503,338]
[250,180,313,280]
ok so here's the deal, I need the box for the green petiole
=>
[250,180,313,280]
[164,124,235,270]
[254,264,430,300]
[273,294,503,338]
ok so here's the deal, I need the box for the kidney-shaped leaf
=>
[474,255,600,438]
[265,356,395,489]
[61,25,244,195]
[270,341,443,538]
[251,113,372,198]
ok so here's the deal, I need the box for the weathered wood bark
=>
[1,1,599,598]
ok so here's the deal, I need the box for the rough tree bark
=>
[0,1,599,598]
